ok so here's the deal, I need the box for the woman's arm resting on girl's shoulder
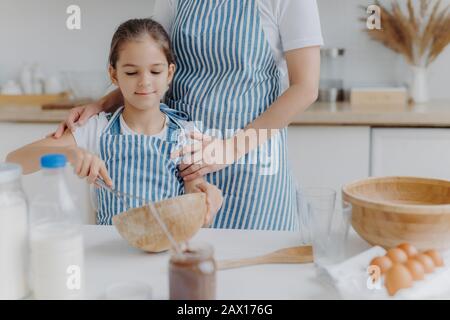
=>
[51,88,124,138]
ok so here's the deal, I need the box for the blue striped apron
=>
[166,0,298,231]
[95,104,187,225]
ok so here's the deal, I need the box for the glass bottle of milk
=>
[0,163,29,299]
[29,154,84,300]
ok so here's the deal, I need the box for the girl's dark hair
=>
[109,18,175,68]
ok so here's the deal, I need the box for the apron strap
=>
[160,103,189,144]
[104,104,188,145]
[160,103,188,123]
[104,107,123,134]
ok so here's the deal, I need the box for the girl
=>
[7,18,223,225]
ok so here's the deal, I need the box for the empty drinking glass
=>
[297,186,355,267]
[296,186,312,245]
[298,187,337,265]
[325,201,353,264]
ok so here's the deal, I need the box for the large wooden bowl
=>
[112,193,207,253]
[342,176,450,250]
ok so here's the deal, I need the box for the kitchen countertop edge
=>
[1,101,450,127]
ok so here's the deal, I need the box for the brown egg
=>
[385,264,414,296]
[370,256,393,274]
[404,259,425,281]
[424,250,444,267]
[413,254,435,273]
[397,243,418,258]
[386,248,408,263]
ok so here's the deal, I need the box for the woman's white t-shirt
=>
[152,0,324,92]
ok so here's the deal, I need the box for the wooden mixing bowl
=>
[342,176,450,250]
[112,193,207,252]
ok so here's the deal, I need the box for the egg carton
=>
[317,246,450,300]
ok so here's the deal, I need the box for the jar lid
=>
[0,163,22,184]
[170,242,214,263]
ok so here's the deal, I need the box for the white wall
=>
[317,0,450,99]
[0,0,156,84]
[1,0,449,99]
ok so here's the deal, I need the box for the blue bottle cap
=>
[40,154,67,169]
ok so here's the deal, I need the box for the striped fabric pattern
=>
[166,0,298,231]
[96,105,185,225]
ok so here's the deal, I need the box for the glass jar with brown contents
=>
[169,242,216,300]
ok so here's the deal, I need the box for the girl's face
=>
[109,35,175,110]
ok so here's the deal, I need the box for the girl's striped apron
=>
[166,0,298,231]
[95,104,187,225]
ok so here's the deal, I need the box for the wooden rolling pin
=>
[217,245,313,270]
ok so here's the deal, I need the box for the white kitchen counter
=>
[82,225,371,300]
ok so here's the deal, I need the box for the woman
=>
[53,0,323,231]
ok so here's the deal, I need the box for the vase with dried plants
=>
[362,0,450,103]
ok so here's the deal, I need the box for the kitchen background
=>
[1,0,449,98]
[1,0,450,224]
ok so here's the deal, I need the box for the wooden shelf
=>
[0,92,70,105]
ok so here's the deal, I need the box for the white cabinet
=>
[287,126,371,196]
[371,128,450,180]
[0,122,95,224]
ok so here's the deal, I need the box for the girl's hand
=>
[195,182,223,226]
[49,102,103,139]
[171,132,238,181]
[66,146,113,187]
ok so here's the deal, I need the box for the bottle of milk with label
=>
[29,154,84,300]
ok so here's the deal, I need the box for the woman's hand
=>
[49,102,103,139]
[171,132,239,181]
[66,146,113,187]
[50,88,124,139]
